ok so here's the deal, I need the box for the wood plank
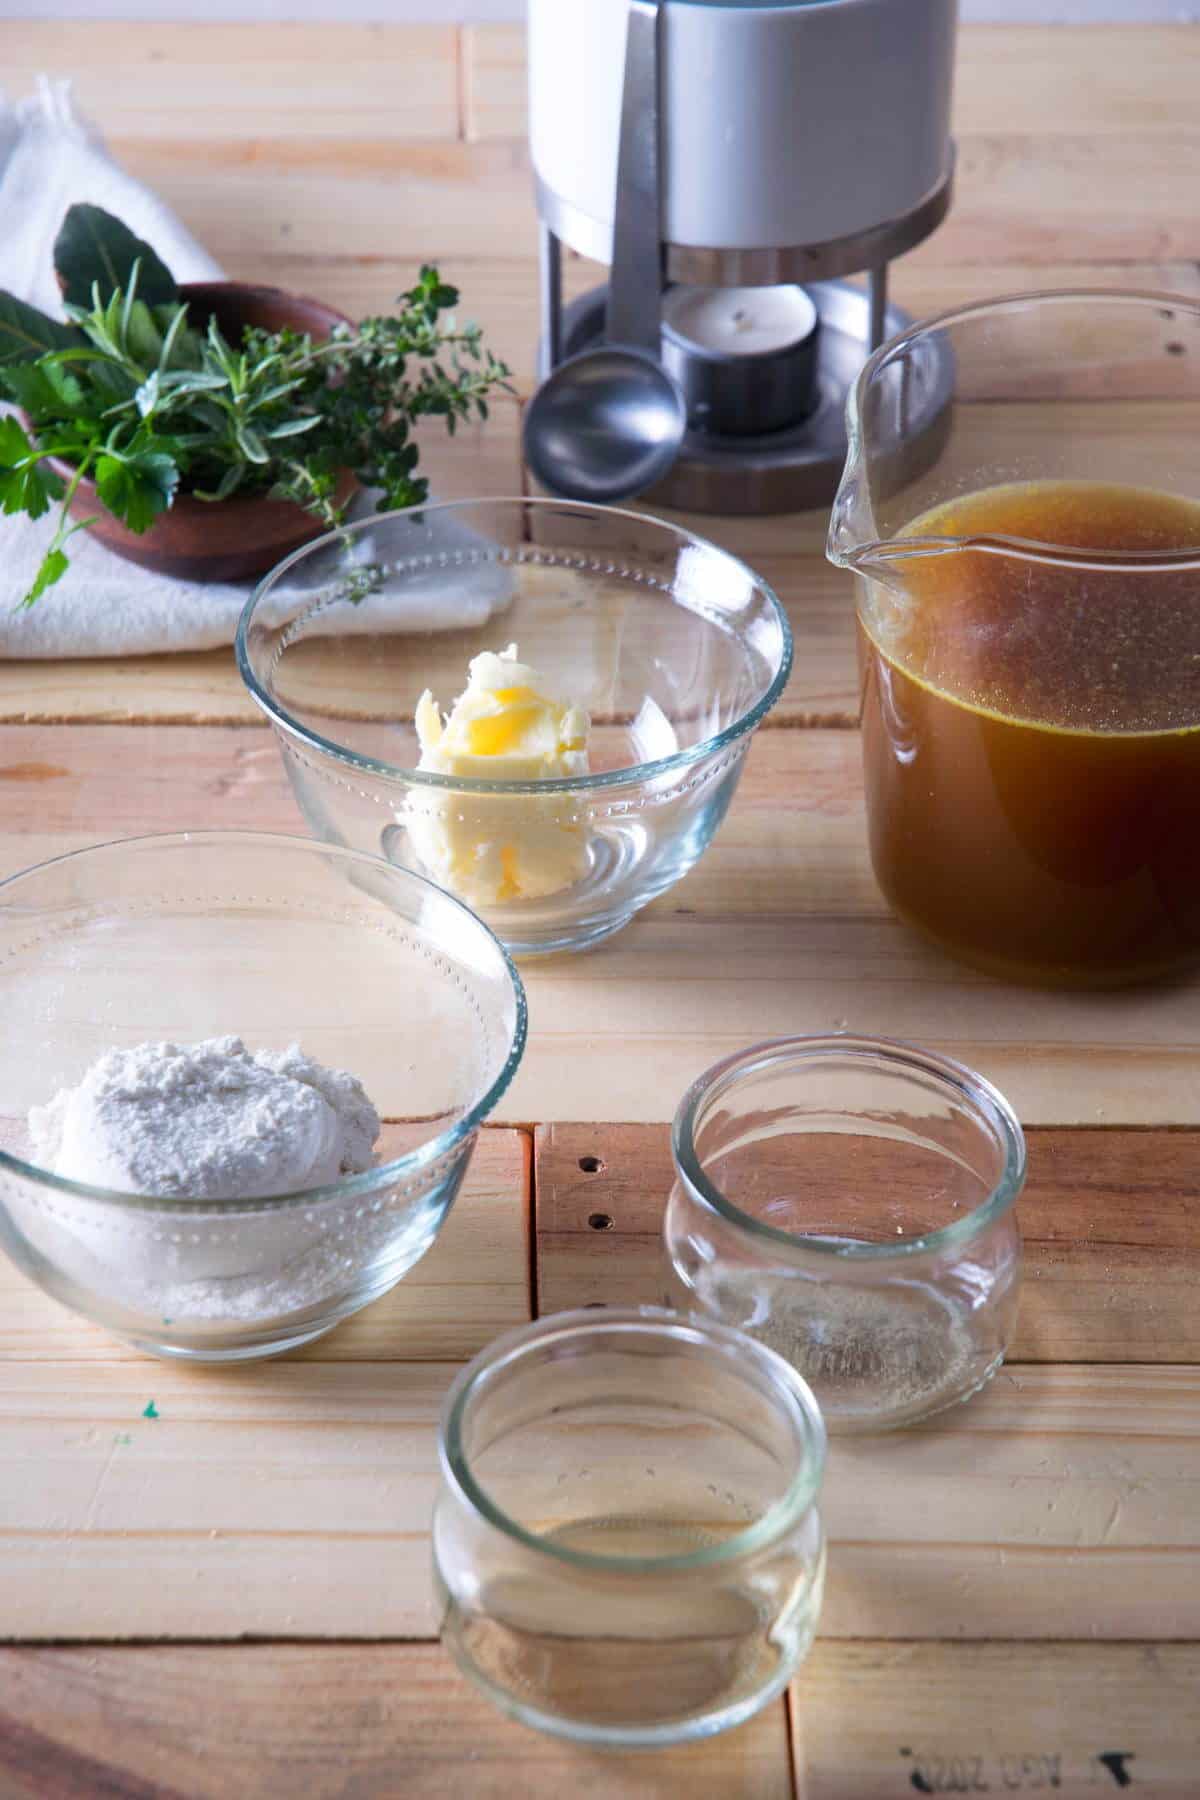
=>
[62,127,1200,274]
[0,1361,447,1639]
[534,1123,1200,1365]
[0,1128,530,1365]
[1,1359,1195,1643]
[0,1644,794,1800]
[2,1640,1195,1799]
[821,1364,1200,1641]
[511,903,1200,1130]
[792,1641,1200,1798]
[463,23,527,144]
[465,23,1200,145]
[917,132,1200,267]
[0,21,460,142]
[112,139,542,269]
[0,407,524,727]
[9,26,1199,284]
[954,26,1200,138]
[5,726,1200,1130]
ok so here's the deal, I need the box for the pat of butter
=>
[409,644,592,905]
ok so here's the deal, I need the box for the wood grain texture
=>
[1,1640,1195,1799]
[1,1359,1195,1643]
[0,1361,449,1640]
[117,139,543,269]
[534,1123,1200,1364]
[0,1644,794,1799]
[0,21,460,142]
[791,1641,1200,1797]
[6,25,1197,279]
[4,726,1200,1130]
[30,114,1200,278]
[821,1364,1200,1641]
[0,1128,530,1365]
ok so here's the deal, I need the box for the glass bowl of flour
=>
[0,832,526,1360]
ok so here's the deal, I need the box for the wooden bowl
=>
[51,282,357,584]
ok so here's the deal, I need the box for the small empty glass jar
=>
[665,1036,1025,1433]
[433,1307,826,1748]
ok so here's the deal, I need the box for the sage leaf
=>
[54,204,178,310]
[235,424,269,463]
[0,291,81,365]
[264,414,322,438]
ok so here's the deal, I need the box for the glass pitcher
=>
[827,289,1200,988]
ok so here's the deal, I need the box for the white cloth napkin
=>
[0,77,223,321]
[0,493,516,658]
[0,80,510,659]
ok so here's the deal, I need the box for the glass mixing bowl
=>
[0,832,525,1361]
[236,498,792,956]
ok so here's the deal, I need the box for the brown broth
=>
[859,480,1200,985]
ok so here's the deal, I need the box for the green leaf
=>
[53,205,178,310]
[198,463,247,502]
[155,369,231,398]
[155,303,193,372]
[21,546,70,608]
[0,359,84,420]
[123,297,165,367]
[0,291,81,366]
[263,414,321,439]
[94,449,179,533]
[234,424,268,464]
[0,414,36,464]
[0,416,63,521]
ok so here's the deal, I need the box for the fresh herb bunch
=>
[0,204,511,605]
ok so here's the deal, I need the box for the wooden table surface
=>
[2,20,1199,1798]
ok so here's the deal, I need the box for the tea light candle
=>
[660,284,821,438]
[662,284,818,358]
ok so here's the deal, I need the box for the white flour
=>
[29,1037,379,1199]
[17,1038,392,1329]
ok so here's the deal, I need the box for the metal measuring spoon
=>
[523,0,685,504]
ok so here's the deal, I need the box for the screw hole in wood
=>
[588,1212,615,1232]
[578,1155,604,1173]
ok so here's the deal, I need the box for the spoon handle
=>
[605,0,664,354]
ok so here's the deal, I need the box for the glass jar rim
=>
[671,1033,1026,1261]
[0,829,527,1213]
[235,495,793,797]
[438,1305,827,1574]
[841,286,1200,571]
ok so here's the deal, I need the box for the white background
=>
[1,1,1197,24]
